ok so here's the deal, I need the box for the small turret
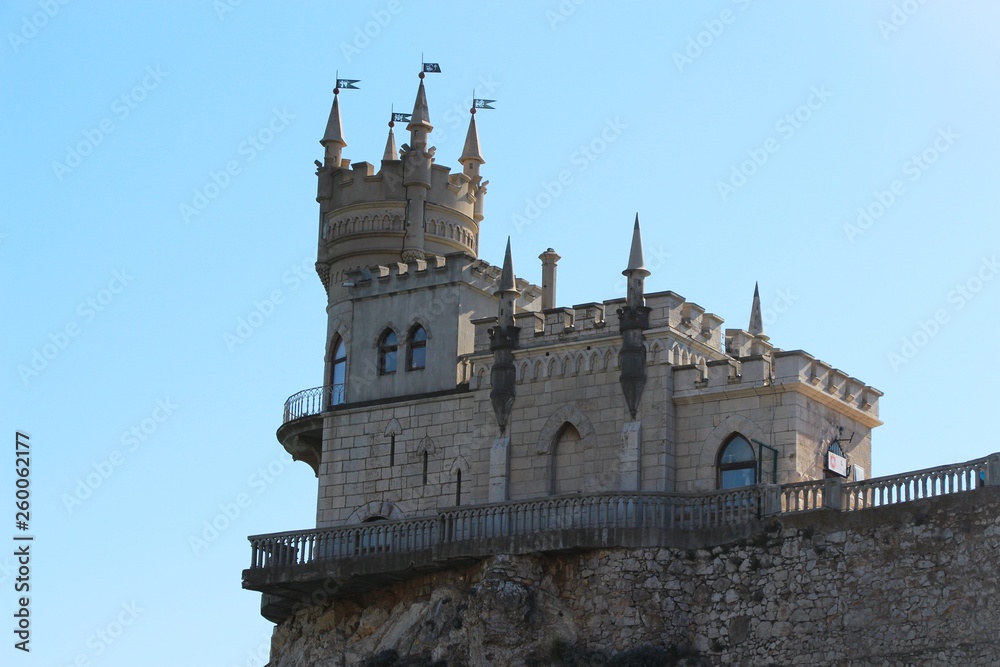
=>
[459,111,485,180]
[489,238,520,434]
[382,120,397,162]
[618,214,652,419]
[401,76,436,262]
[320,90,346,168]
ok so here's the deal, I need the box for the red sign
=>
[827,451,848,477]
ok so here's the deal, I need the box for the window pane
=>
[332,360,346,386]
[333,339,346,362]
[721,468,755,489]
[410,346,426,369]
[721,436,754,463]
[383,350,396,373]
[384,332,397,346]
[412,326,426,342]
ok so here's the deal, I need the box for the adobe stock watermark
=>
[613,245,670,294]
[188,455,294,555]
[7,0,72,54]
[717,85,832,202]
[511,117,627,232]
[430,74,501,148]
[228,634,272,667]
[52,66,168,181]
[214,0,246,21]
[672,0,753,73]
[843,126,958,243]
[223,256,312,352]
[55,601,144,667]
[339,0,403,62]
[61,398,179,514]
[179,107,294,223]
[887,255,998,372]
[878,0,929,40]
[17,269,134,385]
[545,0,588,30]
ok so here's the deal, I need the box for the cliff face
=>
[267,489,1000,666]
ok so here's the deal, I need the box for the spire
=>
[320,90,346,167]
[748,282,765,337]
[498,237,518,294]
[624,213,650,277]
[382,122,397,161]
[407,79,433,133]
[459,112,484,166]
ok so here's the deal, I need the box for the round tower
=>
[314,76,488,303]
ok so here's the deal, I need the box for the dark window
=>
[422,451,429,485]
[378,330,397,375]
[330,338,346,406]
[455,469,462,506]
[718,434,756,489]
[407,325,427,370]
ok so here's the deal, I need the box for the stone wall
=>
[270,488,1000,666]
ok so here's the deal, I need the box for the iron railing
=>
[282,384,344,423]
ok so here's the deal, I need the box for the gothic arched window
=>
[378,330,397,375]
[718,434,756,489]
[407,325,427,371]
[330,337,347,405]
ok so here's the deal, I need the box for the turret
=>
[320,90,346,168]
[617,215,652,418]
[489,238,520,434]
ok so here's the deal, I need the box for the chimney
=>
[538,248,561,310]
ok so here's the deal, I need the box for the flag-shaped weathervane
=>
[473,99,496,110]
[392,112,412,123]
[336,78,360,90]
[422,62,442,73]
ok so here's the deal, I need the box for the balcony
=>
[244,453,998,622]
[276,385,344,475]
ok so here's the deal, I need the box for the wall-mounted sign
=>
[827,451,848,477]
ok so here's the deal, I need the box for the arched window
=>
[552,423,583,495]
[330,337,347,406]
[407,325,427,371]
[378,330,397,375]
[718,434,756,489]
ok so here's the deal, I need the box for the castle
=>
[243,74,1000,666]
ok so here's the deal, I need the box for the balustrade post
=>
[762,485,783,516]
[824,477,844,511]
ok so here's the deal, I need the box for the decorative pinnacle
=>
[497,237,519,294]
[383,123,397,161]
[623,213,650,276]
[407,79,432,132]
[320,91,346,150]
[748,282,766,337]
[459,112,485,165]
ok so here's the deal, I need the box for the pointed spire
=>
[498,237,519,294]
[748,282,765,337]
[320,90,347,167]
[407,79,433,133]
[459,112,485,166]
[382,123,397,161]
[623,213,650,277]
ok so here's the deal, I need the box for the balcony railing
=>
[283,384,344,423]
[246,454,999,575]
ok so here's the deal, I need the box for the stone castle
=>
[243,73,1000,666]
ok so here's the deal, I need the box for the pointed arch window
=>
[718,434,756,489]
[330,337,347,406]
[407,325,427,371]
[378,330,397,375]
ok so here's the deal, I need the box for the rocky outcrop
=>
[267,489,1000,666]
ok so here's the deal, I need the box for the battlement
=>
[343,251,541,307]
[673,349,883,427]
[470,289,726,356]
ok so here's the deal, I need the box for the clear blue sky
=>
[3,2,999,665]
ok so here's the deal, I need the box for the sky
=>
[3,2,999,666]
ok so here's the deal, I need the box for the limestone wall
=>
[273,489,1000,666]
